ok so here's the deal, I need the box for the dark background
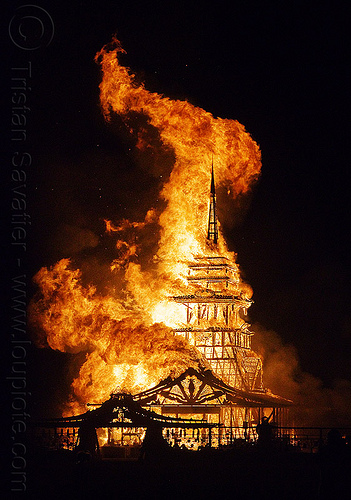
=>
[4,0,351,418]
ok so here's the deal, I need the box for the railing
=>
[216,426,351,453]
[29,425,351,454]
[31,426,79,450]
[275,427,351,453]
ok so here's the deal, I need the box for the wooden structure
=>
[32,167,292,453]
[134,367,291,447]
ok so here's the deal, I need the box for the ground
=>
[24,445,349,500]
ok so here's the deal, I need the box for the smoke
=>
[252,323,351,427]
[51,224,99,256]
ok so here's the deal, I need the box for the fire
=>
[29,38,261,414]
[95,37,261,264]
[30,259,201,412]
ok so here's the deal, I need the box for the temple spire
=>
[207,161,218,244]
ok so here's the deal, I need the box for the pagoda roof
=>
[134,367,292,408]
[32,392,218,429]
[173,292,252,305]
[173,326,253,334]
[187,276,238,284]
[33,368,292,431]
[188,262,238,270]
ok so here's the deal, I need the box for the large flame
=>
[29,38,261,414]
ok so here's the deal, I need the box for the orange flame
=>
[30,259,202,413]
[29,38,261,414]
[95,37,261,263]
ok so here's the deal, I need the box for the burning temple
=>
[130,166,292,446]
[33,166,291,454]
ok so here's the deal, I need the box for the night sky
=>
[4,1,351,418]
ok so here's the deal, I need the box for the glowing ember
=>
[29,38,261,414]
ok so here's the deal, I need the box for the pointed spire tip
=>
[207,161,218,244]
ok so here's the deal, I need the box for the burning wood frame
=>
[29,39,292,455]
